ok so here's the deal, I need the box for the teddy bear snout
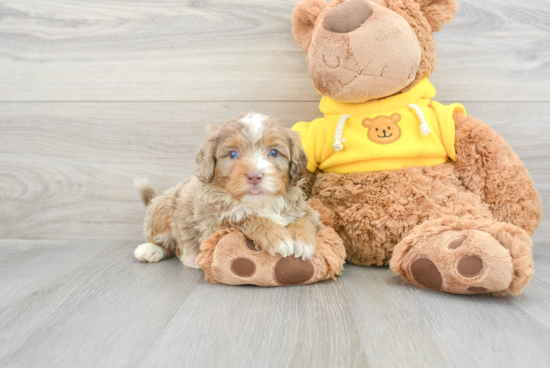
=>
[322,0,374,34]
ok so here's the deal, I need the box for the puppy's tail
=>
[134,178,156,207]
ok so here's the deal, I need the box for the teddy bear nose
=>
[322,0,374,33]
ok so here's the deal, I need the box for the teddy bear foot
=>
[390,218,534,295]
[196,226,346,287]
[405,230,514,294]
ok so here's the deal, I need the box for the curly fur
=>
[315,225,347,279]
[453,112,542,235]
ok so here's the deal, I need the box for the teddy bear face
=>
[307,0,421,103]
[292,0,459,103]
[362,113,402,144]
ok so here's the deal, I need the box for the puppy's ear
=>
[205,124,221,135]
[416,0,459,32]
[288,130,308,186]
[292,0,328,51]
[195,125,220,183]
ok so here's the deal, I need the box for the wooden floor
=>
[0,240,549,368]
[0,0,549,367]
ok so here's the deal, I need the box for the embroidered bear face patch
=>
[362,114,402,144]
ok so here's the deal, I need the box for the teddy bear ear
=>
[292,0,329,51]
[390,113,401,124]
[362,118,373,128]
[416,0,459,32]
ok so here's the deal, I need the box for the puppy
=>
[134,113,321,268]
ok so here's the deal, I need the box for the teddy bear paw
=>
[404,230,514,294]
[202,231,321,286]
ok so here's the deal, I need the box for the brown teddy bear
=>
[289,0,542,295]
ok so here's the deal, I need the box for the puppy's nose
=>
[322,0,374,33]
[247,172,263,185]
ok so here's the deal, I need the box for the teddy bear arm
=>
[454,113,542,235]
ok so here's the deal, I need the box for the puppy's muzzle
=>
[247,171,263,185]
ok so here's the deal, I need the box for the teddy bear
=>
[287,0,542,295]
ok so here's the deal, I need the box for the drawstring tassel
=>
[333,114,351,152]
[408,103,431,137]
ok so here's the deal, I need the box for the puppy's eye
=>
[388,127,390,130]
[375,128,378,131]
[229,151,239,159]
[269,149,279,158]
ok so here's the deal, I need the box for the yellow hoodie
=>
[292,78,466,174]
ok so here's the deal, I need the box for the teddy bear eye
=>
[388,126,390,130]
[375,128,378,131]
[229,151,239,159]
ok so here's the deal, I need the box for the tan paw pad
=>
[410,258,442,291]
[457,255,484,277]
[274,257,315,285]
[231,258,256,277]
[447,237,466,249]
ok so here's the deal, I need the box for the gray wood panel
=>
[0,239,548,368]
[0,101,548,243]
[0,0,549,102]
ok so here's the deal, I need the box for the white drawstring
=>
[408,103,431,137]
[333,114,351,152]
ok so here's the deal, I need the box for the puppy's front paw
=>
[257,226,294,257]
[287,221,317,260]
[271,238,295,258]
[134,243,166,263]
[293,239,317,260]
[180,249,201,269]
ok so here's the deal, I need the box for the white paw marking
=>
[294,242,304,258]
[301,242,316,260]
[134,243,166,263]
[294,241,316,260]
[181,251,200,269]
[271,239,294,258]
